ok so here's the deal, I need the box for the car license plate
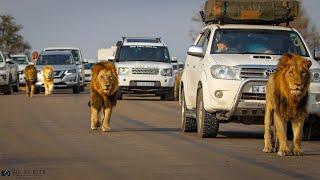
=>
[252,85,266,94]
[137,82,154,86]
[54,78,61,83]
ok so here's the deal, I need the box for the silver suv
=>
[35,51,82,94]
[0,51,19,94]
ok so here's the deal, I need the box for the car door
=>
[4,53,17,81]
[185,29,211,108]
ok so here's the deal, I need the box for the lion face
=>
[25,66,37,82]
[43,66,53,80]
[285,65,308,97]
[277,54,312,101]
[96,69,117,95]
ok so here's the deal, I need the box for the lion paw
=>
[293,148,304,156]
[277,149,291,157]
[91,125,98,130]
[101,126,111,132]
[263,146,274,153]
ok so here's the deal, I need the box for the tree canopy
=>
[0,15,31,54]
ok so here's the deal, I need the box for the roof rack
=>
[201,0,300,26]
[122,36,161,43]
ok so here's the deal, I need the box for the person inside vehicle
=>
[216,40,229,53]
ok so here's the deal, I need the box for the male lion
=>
[42,65,54,96]
[263,54,312,156]
[24,65,37,97]
[89,62,119,132]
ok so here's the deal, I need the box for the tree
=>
[0,15,31,54]
[190,1,320,50]
[291,8,320,50]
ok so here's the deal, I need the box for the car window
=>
[211,29,309,56]
[0,54,3,62]
[196,30,211,53]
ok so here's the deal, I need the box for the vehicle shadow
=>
[105,127,180,132]
[218,131,264,139]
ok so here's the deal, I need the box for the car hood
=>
[115,61,172,69]
[36,64,77,71]
[18,64,28,71]
[210,54,320,69]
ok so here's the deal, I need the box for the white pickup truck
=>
[0,51,19,94]
[180,24,320,138]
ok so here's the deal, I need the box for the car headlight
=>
[65,69,77,75]
[118,67,130,75]
[0,69,7,75]
[210,65,241,80]
[311,69,320,83]
[160,68,173,76]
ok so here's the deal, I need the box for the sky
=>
[0,0,320,61]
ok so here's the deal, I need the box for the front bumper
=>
[118,74,175,87]
[36,73,78,88]
[203,78,320,120]
[120,85,173,95]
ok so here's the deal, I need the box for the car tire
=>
[73,84,81,94]
[117,90,123,100]
[180,89,197,132]
[196,87,219,138]
[4,76,13,95]
[161,88,174,101]
[13,74,19,92]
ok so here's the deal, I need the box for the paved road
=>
[0,90,320,180]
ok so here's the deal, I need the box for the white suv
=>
[114,37,175,100]
[180,24,320,138]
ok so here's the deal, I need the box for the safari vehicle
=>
[113,36,176,100]
[0,51,19,94]
[11,54,31,85]
[43,47,85,91]
[180,0,320,138]
[35,51,82,94]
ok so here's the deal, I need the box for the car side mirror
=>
[6,58,13,64]
[314,50,320,61]
[107,56,115,62]
[187,46,204,57]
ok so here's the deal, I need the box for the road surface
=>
[0,90,320,179]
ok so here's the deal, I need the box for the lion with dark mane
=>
[263,54,312,156]
[89,62,119,132]
[24,65,37,97]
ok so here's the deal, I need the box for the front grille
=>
[85,74,91,77]
[241,93,266,100]
[54,71,65,78]
[131,68,159,75]
[240,66,276,79]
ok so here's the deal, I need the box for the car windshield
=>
[118,46,170,63]
[46,49,80,62]
[37,54,74,65]
[84,63,94,69]
[12,56,28,65]
[211,29,309,57]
